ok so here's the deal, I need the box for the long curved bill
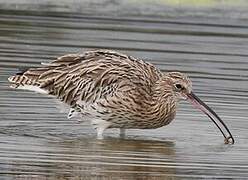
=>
[187,92,234,144]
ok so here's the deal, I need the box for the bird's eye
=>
[175,83,184,90]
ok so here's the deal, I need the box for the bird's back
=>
[8,50,162,107]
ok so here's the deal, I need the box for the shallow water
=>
[0,1,248,179]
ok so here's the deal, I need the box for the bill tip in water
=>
[224,136,234,144]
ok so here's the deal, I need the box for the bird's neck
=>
[145,80,177,127]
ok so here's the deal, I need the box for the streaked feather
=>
[8,49,191,136]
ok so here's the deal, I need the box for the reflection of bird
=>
[8,50,234,143]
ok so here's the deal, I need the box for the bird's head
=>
[160,71,234,144]
[163,72,192,100]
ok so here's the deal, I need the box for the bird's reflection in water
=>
[43,136,177,180]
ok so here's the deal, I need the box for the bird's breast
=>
[106,107,177,129]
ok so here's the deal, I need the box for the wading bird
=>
[8,50,234,144]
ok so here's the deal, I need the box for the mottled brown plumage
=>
[8,49,234,143]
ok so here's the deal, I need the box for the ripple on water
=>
[0,1,248,179]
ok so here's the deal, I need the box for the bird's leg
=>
[120,128,126,138]
[96,128,105,140]
[92,119,111,140]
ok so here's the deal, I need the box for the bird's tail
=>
[8,67,49,94]
[8,53,82,94]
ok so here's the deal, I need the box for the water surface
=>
[0,1,248,179]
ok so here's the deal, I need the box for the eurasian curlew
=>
[8,50,234,144]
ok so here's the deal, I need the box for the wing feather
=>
[8,49,162,106]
